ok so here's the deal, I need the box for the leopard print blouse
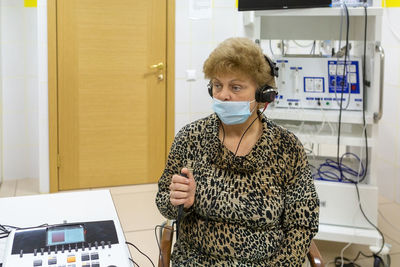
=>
[156,112,319,266]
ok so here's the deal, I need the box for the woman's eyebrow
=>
[230,79,246,84]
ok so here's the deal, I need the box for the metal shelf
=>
[251,4,383,249]
[254,7,383,41]
[316,223,381,245]
[297,133,373,147]
[254,7,383,17]
[265,108,374,124]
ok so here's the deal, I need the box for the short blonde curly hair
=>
[203,37,276,88]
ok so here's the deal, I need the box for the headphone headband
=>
[264,55,279,78]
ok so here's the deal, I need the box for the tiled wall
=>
[0,0,39,180]
[174,0,247,133]
[174,1,400,203]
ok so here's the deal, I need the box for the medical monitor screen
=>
[46,225,85,246]
[238,0,331,11]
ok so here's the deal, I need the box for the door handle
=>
[149,62,164,70]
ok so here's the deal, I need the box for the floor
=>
[1,178,400,267]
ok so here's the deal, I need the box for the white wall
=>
[0,0,39,181]
[174,0,400,203]
[0,0,398,201]
[37,0,49,193]
[375,8,400,203]
[174,0,247,133]
[0,1,3,184]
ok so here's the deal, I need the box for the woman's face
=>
[211,73,258,110]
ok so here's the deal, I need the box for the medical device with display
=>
[273,56,364,111]
[2,220,133,267]
[238,0,331,10]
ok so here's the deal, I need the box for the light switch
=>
[186,69,197,81]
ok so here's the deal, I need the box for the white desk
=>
[0,190,134,267]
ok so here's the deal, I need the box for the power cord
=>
[129,257,140,267]
[336,2,350,170]
[328,3,386,265]
[349,4,386,265]
[0,224,13,239]
[334,256,361,267]
[312,152,364,182]
[125,241,155,267]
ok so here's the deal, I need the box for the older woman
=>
[156,37,319,266]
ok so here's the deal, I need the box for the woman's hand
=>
[169,167,196,209]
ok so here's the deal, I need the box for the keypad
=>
[48,257,57,265]
[67,255,76,263]
[81,253,90,261]
[30,241,109,267]
[33,259,42,266]
[90,253,99,260]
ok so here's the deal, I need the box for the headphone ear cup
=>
[255,86,277,103]
[207,81,213,97]
[265,89,278,103]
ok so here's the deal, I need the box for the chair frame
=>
[158,221,324,267]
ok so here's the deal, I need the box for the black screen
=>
[238,0,332,11]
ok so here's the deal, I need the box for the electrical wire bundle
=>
[0,224,12,239]
[318,2,388,265]
[311,152,365,183]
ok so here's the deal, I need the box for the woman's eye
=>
[214,83,222,89]
[232,85,242,91]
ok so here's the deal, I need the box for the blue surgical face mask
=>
[212,98,256,125]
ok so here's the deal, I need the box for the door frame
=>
[48,0,175,192]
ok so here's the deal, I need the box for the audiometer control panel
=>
[3,220,133,267]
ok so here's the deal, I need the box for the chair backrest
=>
[158,222,324,267]
[158,224,174,267]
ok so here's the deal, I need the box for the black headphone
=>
[207,55,279,103]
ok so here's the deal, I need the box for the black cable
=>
[352,183,385,258]
[353,4,385,257]
[334,256,362,267]
[352,250,374,263]
[336,2,350,177]
[126,241,155,267]
[310,40,316,55]
[233,105,268,158]
[176,172,188,242]
[0,224,11,238]
[0,226,10,239]
[129,257,140,267]
[331,5,385,265]
[312,152,365,182]
[155,223,176,267]
[360,4,369,184]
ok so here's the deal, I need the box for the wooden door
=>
[54,0,169,190]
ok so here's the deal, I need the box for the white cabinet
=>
[249,7,384,246]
